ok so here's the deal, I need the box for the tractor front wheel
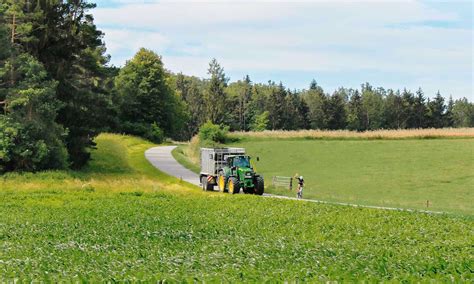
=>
[255,176,264,195]
[228,177,240,194]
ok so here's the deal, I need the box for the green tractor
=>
[217,155,264,195]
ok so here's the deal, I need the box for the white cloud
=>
[93,1,472,98]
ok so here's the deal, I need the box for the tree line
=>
[1,1,473,173]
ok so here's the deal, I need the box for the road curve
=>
[144,146,443,214]
[145,146,201,186]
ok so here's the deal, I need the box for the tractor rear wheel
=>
[228,177,240,194]
[218,172,227,193]
[255,176,264,195]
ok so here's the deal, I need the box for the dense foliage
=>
[114,48,186,143]
[198,121,229,144]
[174,76,474,135]
[0,0,473,173]
[1,134,472,282]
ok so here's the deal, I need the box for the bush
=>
[0,117,68,173]
[121,122,164,144]
[144,123,164,144]
[198,121,229,144]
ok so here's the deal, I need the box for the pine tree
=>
[347,90,364,131]
[205,58,228,124]
[325,90,347,130]
[413,88,428,128]
[401,88,415,128]
[267,82,286,130]
[303,80,327,129]
[444,96,455,127]
[427,91,446,128]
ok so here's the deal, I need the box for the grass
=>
[178,132,474,215]
[0,133,473,281]
[171,145,200,174]
[231,138,474,215]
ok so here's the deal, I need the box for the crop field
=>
[1,134,473,281]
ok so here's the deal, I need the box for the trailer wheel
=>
[206,178,214,191]
[218,172,227,193]
[228,177,240,194]
[255,176,264,195]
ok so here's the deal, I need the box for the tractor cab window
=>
[232,156,251,168]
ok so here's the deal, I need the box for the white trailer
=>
[200,147,245,191]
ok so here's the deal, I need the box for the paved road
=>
[144,146,443,214]
[145,146,201,186]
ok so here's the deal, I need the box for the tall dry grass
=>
[229,128,474,139]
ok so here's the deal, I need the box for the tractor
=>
[200,148,264,195]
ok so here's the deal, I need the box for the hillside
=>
[0,134,472,281]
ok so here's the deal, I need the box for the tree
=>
[427,91,446,128]
[0,53,67,172]
[115,48,184,143]
[303,80,327,129]
[173,73,206,138]
[325,89,347,130]
[361,83,384,130]
[205,58,228,124]
[251,111,269,131]
[347,90,364,131]
[1,0,116,168]
[401,88,415,128]
[451,98,474,127]
[444,96,455,127]
[267,82,286,130]
[413,88,428,128]
[383,90,404,129]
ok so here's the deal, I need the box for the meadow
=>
[0,134,473,281]
[175,128,474,215]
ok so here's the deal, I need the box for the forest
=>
[1,0,473,173]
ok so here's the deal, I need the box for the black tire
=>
[228,177,240,194]
[218,171,228,193]
[206,178,214,191]
[255,176,264,195]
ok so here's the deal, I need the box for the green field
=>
[1,134,473,281]
[225,138,474,215]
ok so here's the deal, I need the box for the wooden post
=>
[426,200,430,208]
[289,177,292,190]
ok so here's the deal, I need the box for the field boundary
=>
[268,195,445,215]
[229,128,474,141]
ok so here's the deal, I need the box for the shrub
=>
[121,122,164,144]
[144,123,164,144]
[198,121,229,144]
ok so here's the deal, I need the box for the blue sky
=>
[92,0,472,99]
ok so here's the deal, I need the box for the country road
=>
[144,146,443,214]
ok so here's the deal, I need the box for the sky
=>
[91,0,473,99]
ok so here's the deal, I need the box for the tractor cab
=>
[227,155,252,170]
